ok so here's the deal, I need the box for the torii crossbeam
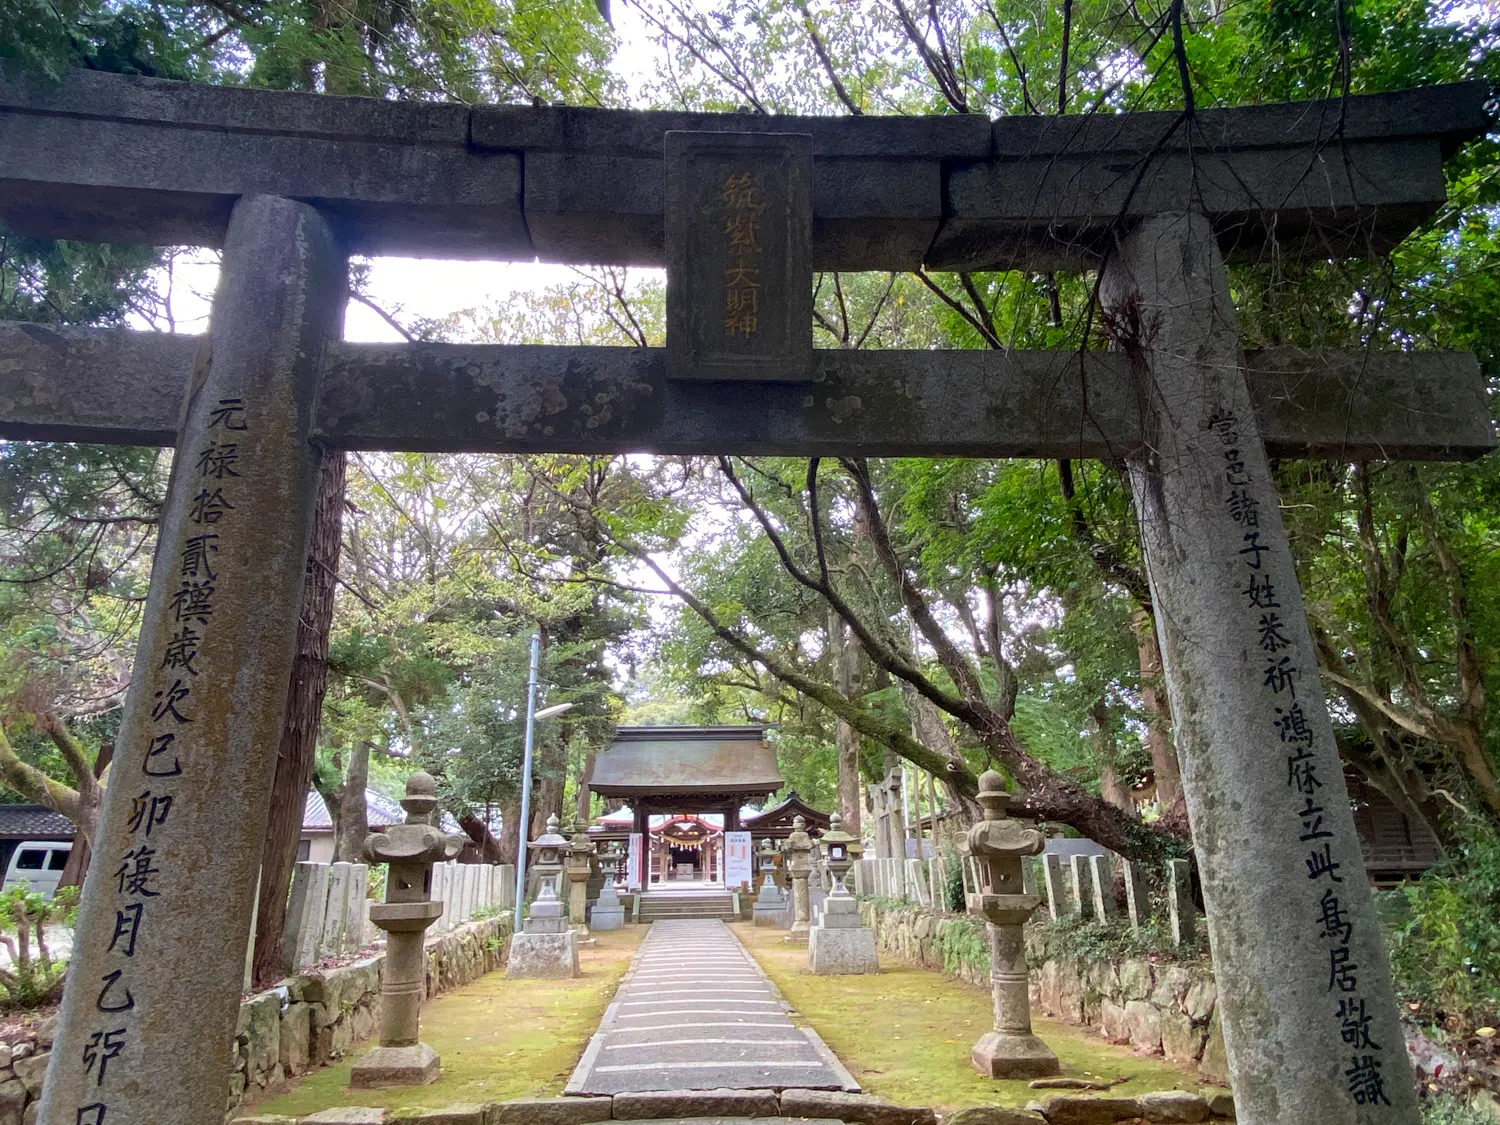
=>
[0,69,1491,1125]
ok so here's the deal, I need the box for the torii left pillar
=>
[39,195,343,1125]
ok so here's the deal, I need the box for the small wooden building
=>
[589,726,828,887]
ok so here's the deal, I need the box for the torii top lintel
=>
[0,70,1488,270]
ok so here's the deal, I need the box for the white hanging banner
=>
[627,832,643,891]
[725,830,753,889]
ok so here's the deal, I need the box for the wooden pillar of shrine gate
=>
[1101,212,1414,1124]
[39,195,343,1125]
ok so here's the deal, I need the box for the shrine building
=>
[588,725,829,893]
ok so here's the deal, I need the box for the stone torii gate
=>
[0,70,1490,1125]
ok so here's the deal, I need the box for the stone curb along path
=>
[565,920,861,1096]
[235,1086,1237,1125]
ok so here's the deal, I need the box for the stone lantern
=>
[564,819,596,932]
[960,770,1058,1079]
[591,841,626,931]
[350,771,464,1088]
[752,836,787,926]
[508,816,581,979]
[808,813,877,974]
[527,813,567,898]
[783,815,814,945]
[820,811,861,888]
[759,835,787,890]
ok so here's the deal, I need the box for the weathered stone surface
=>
[1204,1090,1234,1118]
[386,1106,487,1125]
[349,1043,441,1088]
[0,1078,26,1115]
[279,1002,312,1076]
[38,195,342,1125]
[1136,1091,1210,1123]
[1036,1096,1143,1125]
[240,990,283,1088]
[1102,211,1418,1123]
[779,1090,934,1125]
[505,931,579,978]
[0,70,527,257]
[613,1089,780,1119]
[943,1109,1045,1125]
[231,1116,299,1124]
[34,1018,55,1051]
[1150,966,1191,1009]
[285,861,332,973]
[10,1056,46,1098]
[971,1031,1061,1080]
[3,69,1485,268]
[489,1097,613,1125]
[1198,1011,1228,1086]
[1160,1010,1207,1065]
[303,1109,387,1124]
[4,325,1490,466]
[1119,960,1153,1002]
[809,923,879,974]
[1166,861,1195,950]
[1099,1000,1130,1044]
[1183,977,1216,1024]
[1125,999,1163,1055]
[932,84,1491,271]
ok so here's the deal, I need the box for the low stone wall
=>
[857,900,1227,1085]
[0,915,513,1125]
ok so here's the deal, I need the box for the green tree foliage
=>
[0,884,76,1009]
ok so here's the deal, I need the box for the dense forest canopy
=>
[0,0,1498,1005]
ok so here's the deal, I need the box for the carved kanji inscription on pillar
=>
[666,131,812,382]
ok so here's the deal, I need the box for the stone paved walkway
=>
[565,920,859,1096]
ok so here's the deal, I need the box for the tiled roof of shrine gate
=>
[590,726,783,798]
[0,70,1489,268]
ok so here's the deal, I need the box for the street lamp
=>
[512,632,575,929]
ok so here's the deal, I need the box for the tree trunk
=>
[1133,611,1185,827]
[251,450,346,988]
[497,794,522,863]
[575,750,596,825]
[1090,699,1136,813]
[458,812,506,862]
[828,611,863,837]
[334,740,371,862]
[56,741,111,890]
[534,729,567,833]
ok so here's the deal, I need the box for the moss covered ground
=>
[732,922,1204,1112]
[252,928,643,1117]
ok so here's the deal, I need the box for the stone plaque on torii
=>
[0,70,1490,1125]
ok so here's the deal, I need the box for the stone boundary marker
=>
[233,1086,1236,1125]
[280,860,515,974]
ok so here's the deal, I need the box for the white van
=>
[2,842,72,897]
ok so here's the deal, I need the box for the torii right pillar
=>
[1102,211,1415,1123]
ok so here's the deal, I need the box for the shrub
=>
[933,915,988,979]
[1380,821,1500,1030]
[941,849,966,913]
[0,884,76,1009]
[1420,1092,1495,1125]
[1028,914,1208,967]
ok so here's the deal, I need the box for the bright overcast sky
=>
[138,2,662,344]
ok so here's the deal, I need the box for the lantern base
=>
[970,1031,1060,1079]
[349,1042,440,1088]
